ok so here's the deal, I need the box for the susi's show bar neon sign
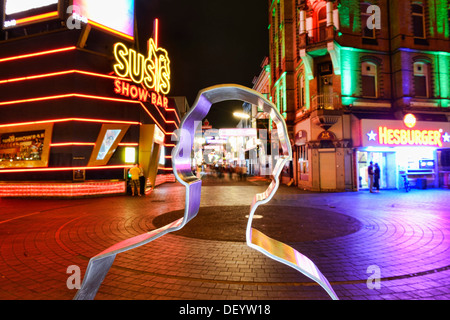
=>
[112,39,170,107]
[362,115,450,148]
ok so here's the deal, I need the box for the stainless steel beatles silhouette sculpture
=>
[73,84,338,300]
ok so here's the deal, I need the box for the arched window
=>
[413,62,429,97]
[297,73,305,109]
[361,62,377,98]
[412,4,426,39]
[317,5,327,41]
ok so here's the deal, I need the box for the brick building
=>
[267,0,450,191]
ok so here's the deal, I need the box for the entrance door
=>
[357,151,397,190]
[384,152,397,189]
[319,151,336,190]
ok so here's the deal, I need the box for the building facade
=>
[0,1,181,197]
[267,0,450,191]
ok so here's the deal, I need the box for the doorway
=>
[357,151,397,190]
[319,150,336,190]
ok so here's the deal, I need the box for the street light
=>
[233,111,250,119]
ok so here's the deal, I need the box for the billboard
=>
[72,0,134,41]
[0,123,53,169]
[3,0,60,29]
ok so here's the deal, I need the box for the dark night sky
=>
[135,0,270,128]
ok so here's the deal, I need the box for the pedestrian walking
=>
[368,161,374,193]
[374,163,380,192]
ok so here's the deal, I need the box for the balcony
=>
[310,93,342,130]
[311,93,341,111]
[299,26,336,49]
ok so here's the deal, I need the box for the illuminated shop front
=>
[0,0,179,197]
[356,115,450,190]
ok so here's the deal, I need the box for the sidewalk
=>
[0,181,449,300]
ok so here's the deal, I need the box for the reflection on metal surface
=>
[73,84,337,300]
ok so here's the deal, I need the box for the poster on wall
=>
[0,124,53,169]
[87,124,130,167]
[72,0,134,40]
[3,0,60,29]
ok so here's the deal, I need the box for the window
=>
[298,74,305,109]
[413,62,429,97]
[361,62,377,98]
[317,5,327,41]
[412,4,425,39]
[361,3,376,38]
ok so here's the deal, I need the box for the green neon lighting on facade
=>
[339,47,360,97]
[437,54,450,100]
[428,0,449,37]
[338,0,361,33]
[273,72,287,117]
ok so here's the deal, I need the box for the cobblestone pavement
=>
[0,179,449,301]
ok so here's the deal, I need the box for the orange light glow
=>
[404,113,417,129]
[49,142,140,148]
[0,93,176,134]
[0,69,180,128]
[50,142,95,147]
[0,93,141,107]
[154,19,159,48]
[14,11,59,26]
[88,20,134,41]
[0,46,76,64]
[118,143,139,146]
[0,118,141,129]
[0,70,131,85]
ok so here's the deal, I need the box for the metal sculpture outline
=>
[73,84,338,300]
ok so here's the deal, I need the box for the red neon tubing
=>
[0,117,141,128]
[0,165,133,174]
[0,46,77,63]
[0,94,176,134]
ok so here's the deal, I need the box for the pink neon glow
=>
[0,181,126,197]
[0,165,133,174]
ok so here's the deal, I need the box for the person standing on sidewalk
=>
[138,164,146,196]
[129,163,141,197]
[368,161,374,193]
[374,163,380,192]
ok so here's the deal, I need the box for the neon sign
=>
[3,0,59,29]
[363,118,450,148]
[377,127,443,147]
[113,39,171,95]
[404,113,416,128]
[72,0,135,40]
